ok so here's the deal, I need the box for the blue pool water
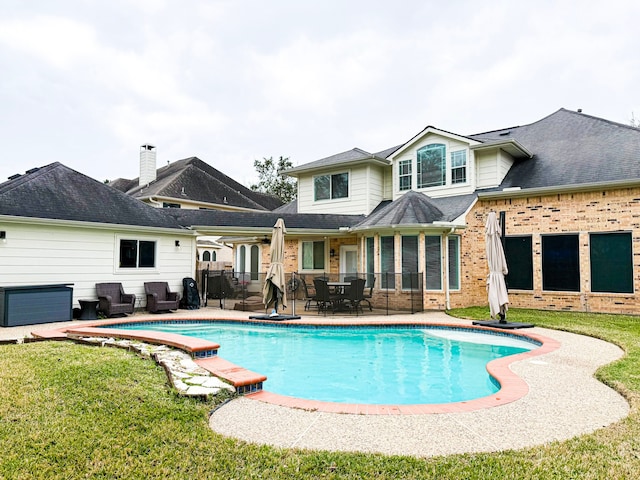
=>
[109,322,536,405]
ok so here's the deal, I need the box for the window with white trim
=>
[450,150,467,184]
[417,143,446,188]
[314,172,349,200]
[119,239,156,268]
[398,159,412,191]
[302,240,325,270]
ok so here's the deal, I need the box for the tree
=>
[631,112,640,128]
[250,156,297,203]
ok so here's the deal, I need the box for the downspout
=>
[444,227,455,310]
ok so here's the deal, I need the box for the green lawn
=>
[1,308,639,479]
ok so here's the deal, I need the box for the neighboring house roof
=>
[471,108,640,190]
[166,209,364,235]
[110,157,283,211]
[353,191,476,231]
[284,147,394,176]
[272,199,298,213]
[0,163,185,230]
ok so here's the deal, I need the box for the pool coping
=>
[32,316,560,415]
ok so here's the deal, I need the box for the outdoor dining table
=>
[326,281,350,295]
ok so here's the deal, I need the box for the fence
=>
[198,269,424,316]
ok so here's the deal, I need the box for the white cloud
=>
[0,16,98,68]
[251,29,391,113]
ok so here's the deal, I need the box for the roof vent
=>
[25,167,40,174]
[499,130,511,136]
[8,174,21,180]
[577,108,582,113]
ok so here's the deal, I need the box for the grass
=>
[0,308,639,479]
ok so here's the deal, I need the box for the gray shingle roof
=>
[353,191,476,230]
[471,108,640,189]
[0,163,185,229]
[113,157,283,211]
[166,209,364,232]
[285,148,392,175]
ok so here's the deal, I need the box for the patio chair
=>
[300,277,317,311]
[313,278,340,313]
[346,278,366,314]
[144,282,180,313]
[362,275,375,311]
[96,282,136,317]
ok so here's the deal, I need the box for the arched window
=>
[250,245,259,280]
[417,143,446,188]
[238,246,246,272]
[202,251,211,261]
[212,251,217,261]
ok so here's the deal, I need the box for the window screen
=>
[380,236,395,289]
[448,236,460,290]
[542,234,579,291]
[504,236,533,290]
[425,236,442,290]
[401,236,418,289]
[590,232,633,293]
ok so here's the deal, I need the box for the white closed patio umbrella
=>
[486,211,509,322]
[263,218,287,316]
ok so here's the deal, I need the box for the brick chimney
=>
[139,144,157,186]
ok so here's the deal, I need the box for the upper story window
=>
[451,150,467,184]
[417,144,446,188]
[119,239,156,268]
[398,159,412,191]
[314,172,349,200]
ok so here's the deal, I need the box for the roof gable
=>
[389,126,481,159]
[0,163,184,229]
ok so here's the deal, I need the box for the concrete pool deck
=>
[0,309,630,458]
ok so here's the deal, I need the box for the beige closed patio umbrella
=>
[485,211,509,322]
[263,218,287,316]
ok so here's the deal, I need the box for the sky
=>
[1,0,639,187]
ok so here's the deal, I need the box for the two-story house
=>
[277,108,640,314]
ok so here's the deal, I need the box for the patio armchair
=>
[144,282,180,313]
[96,282,136,317]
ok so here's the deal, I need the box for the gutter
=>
[0,215,196,235]
[478,179,640,200]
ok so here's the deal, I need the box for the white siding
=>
[497,149,515,182]
[475,149,515,188]
[0,221,195,309]
[475,150,500,188]
[297,165,386,215]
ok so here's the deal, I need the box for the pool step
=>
[196,357,266,394]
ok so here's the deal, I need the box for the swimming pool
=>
[109,321,537,405]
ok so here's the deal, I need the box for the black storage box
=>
[0,284,73,327]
